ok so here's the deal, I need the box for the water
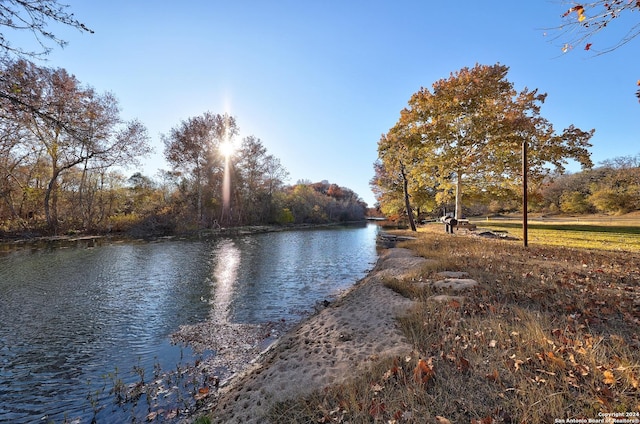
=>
[0,224,379,423]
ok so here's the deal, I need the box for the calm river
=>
[0,224,379,423]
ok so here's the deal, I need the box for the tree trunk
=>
[79,159,93,230]
[44,174,59,234]
[455,174,462,220]
[196,169,203,227]
[400,161,417,231]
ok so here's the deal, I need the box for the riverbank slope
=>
[189,225,640,422]
[187,246,429,423]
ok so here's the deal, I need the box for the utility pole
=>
[522,140,528,247]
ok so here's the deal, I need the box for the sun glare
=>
[219,141,236,158]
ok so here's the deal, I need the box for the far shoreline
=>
[0,220,371,252]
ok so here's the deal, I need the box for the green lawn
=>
[469,219,640,252]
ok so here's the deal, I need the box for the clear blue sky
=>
[31,1,640,206]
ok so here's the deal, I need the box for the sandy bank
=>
[185,247,430,423]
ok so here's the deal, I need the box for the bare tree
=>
[1,0,94,145]
[162,112,238,227]
[1,59,151,233]
[0,0,92,59]
[235,136,289,224]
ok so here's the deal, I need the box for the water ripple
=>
[0,224,379,422]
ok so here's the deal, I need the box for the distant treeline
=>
[0,155,368,238]
[532,154,640,215]
[0,59,367,238]
[437,154,640,218]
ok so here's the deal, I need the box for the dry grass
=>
[267,225,640,423]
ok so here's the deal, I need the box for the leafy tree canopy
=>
[374,63,594,221]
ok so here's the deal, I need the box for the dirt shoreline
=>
[179,245,429,423]
[0,222,369,251]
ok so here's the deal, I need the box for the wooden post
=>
[522,140,528,247]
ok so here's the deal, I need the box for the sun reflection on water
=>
[211,239,240,322]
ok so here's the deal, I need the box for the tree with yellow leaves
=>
[374,63,594,224]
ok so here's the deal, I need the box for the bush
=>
[559,191,592,214]
[276,208,295,224]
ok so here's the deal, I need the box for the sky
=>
[16,0,640,207]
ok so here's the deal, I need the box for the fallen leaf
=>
[471,416,494,424]
[413,358,435,384]
[533,375,547,384]
[565,373,580,389]
[630,372,639,389]
[575,363,590,376]
[458,356,470,372]
[513,358,524,371]
[435,416,452,424]
[486,369,500,382]
[371,383,384,393]
[445,351,456,363]
[603,370,616,385]
[569,353,577,366]
[546,351,566,369]
[194,386,211,401]
[598,385,614,403]
[383,363,400,380]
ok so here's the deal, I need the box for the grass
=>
[470,217,640,252]
[266,224,640,423]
